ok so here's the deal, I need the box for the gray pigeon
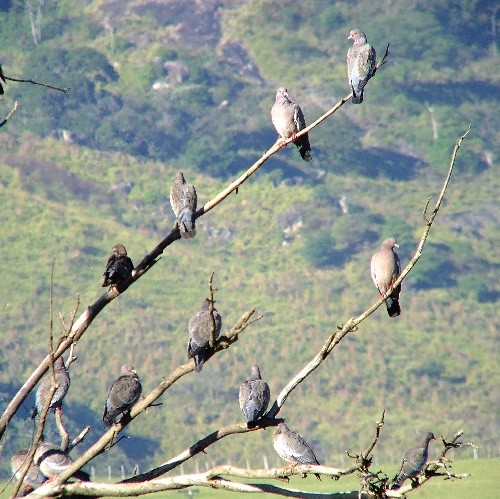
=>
[392,432,435,489]
[272,422,321,479]
[347,29,376,104]
[103,364,142,428]
[170,171,197,239]
[11,449,46,493]
[102,243,134,288]
[188,298,222,373]
[32,356,70,419]
[371,238,401,317]
[34,442,89,481]
[271,87,312,162]
[239,365,270,424]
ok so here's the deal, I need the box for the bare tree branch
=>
[0,101,20,128]
[4,76,69,93]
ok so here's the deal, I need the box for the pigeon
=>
[371,238,401,317]
[11,449,46,493]
[347,29,376,104]
[103,364,142,428]
[271,87,312,162]
[170,171,197,239]
[102,243,134,288]
[272,422,321,479]
[188,298,222,373]
[239,365,271,424]
[32,356,70,419]
[34,442,90,481]
[392,432,436,489]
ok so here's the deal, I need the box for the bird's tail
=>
[177,208,196,239]
[385,296,401,317]
[391,474,404,489]
[351,88,363,104]
[295,135,312,162]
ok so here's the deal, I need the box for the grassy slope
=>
[0,0,498,493]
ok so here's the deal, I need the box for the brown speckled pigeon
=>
[371,238,401,317]
[103,364,142,428]
[271,87,312,162]
[102,243,134,288]
[32,356,70,419]
[34,442,89,480]
[170,171,197,239]
[272,422,321,480]
[11,449,46,493]
[188,298,222,373]
[347,29,376,104]
[239,365,270,424]
[392,432,435,489]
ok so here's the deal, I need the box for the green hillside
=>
[0,0,498,493]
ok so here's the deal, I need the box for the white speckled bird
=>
[347,29,376,104]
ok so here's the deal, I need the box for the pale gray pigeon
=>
[371,238,401,317]
[102,243,134,288]
[34,442,89,480]
[103,364,142,428]
[188,298,222,373]
[239,365,270,424]
[170,171,197,239]
[272,422,321,479]
[271,87,312,162]
[32,356,70,419]
[392,432,435,489]
[11,449,46,493]
[347,29,376,104]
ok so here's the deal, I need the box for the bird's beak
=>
[394,244,399,248]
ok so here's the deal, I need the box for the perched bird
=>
[392,432,436,489]
[347,29,376,104]
[32,356,70,419]
[239,365,270,424]
[272,422,321,480]
[170,171,197,239]
[371,238,401,317]
[34,442,90,481]
[102,243,134,288]
[11,449,46,493]
[271,87,312,162]
[103,364,142,428]
[188,298,222,373]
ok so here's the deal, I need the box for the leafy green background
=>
[0,0,498,490]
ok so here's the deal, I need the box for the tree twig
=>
[4,75,69,93]
[0,101,20,128]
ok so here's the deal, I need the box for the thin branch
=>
[66,426,91,453]
[208,272,217,348]
[0,101,20,128]
[4,75,69,93]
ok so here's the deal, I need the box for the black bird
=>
[102,244,134,288]
[103,364,142,428]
